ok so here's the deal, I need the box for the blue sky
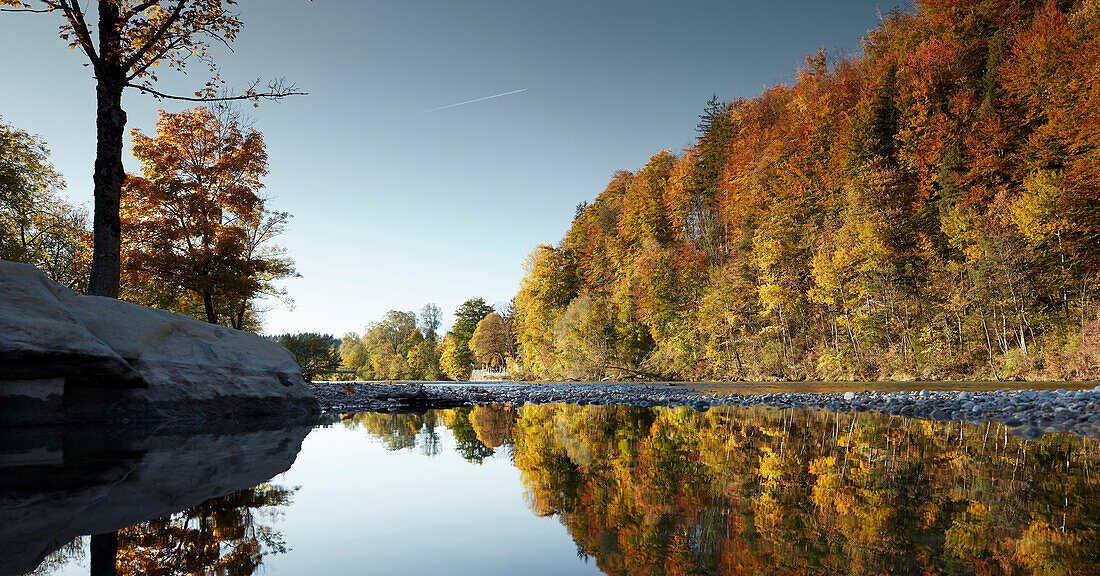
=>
[0,0,903,336]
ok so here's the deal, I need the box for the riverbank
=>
[310,381,1100,440]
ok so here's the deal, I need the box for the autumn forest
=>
[512,0,1100,382]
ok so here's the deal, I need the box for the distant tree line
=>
[513,0,1100,382]
[281,298,518,382]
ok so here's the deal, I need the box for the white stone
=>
[843,391,856,401]
[0,260,318,424]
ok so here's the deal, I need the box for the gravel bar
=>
[311,381,1100,440]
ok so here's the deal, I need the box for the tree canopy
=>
[470,312,508,367]
[0,118,88,289]
[121,106,295,329]
[276,332,340,381]
[448,297,495,373]
[339,305,443,381]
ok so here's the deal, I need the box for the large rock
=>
[0,260,319,424]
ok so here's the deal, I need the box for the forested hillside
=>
[514,0,1100,381]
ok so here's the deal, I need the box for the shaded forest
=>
[514,0,1100,382]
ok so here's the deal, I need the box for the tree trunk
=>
[203,293,218,324]
[88,2,126,298]
[90,531,118,576]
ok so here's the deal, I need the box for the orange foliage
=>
[121,107,294,329]
[514,0,1100,381]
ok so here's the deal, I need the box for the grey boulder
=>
[0,260,319,424]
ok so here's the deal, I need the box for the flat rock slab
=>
[0,260,319,424]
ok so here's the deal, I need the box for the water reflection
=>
[18,405,1100,576]
[345,405,1100,576]
[3,420,310,576]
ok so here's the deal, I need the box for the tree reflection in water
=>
[340,405,518,462]
[36,484,294,576]
[34,405,1099,575]
[347,405,1100,576]
[113,484,294,576]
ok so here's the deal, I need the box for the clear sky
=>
[0,0,903,336]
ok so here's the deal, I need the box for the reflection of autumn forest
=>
[38,484,294,576]
[346,405,1100,576]
[114,484,294,576]
[513,0,1100,382]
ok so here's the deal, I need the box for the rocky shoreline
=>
[311,381,1100,440]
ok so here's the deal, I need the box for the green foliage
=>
[275,332,341,381]
[439,335,471,381]
[363,311,417,379]
[0,118,88,290]
[453,298,495,349]
[444,297,495,377]
[337,302,493,381]
[552,294,611,379]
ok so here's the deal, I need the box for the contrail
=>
[420,88,527,113]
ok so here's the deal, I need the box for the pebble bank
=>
[312,381,1100,440]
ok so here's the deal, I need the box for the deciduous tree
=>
[120,107,295,328]
[0,0,304,298]
[275,332,340,381]
[419,303,442,341]
[448,297,495,371]
[439,335,470,381]
[510,0,1100,381]
[470,311,508,367]
[0,118,89,289]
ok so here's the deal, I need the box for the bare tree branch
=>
[125,80,307,102]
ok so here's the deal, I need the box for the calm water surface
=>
[13,404,1100,576]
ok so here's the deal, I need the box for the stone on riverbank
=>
[0,260,319,424]
[310,381,1100,440]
